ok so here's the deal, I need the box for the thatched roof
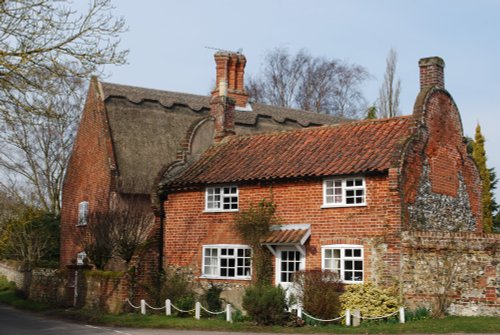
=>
[99,81,344,195]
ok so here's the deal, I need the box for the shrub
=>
[202,284,223,312]
[406,307,430,321]
[0,275,15,292]
[231,308,246,322]
[175,294,196,317]
[242,285,288,325]
[340,282,399,319]
[294,270,343,320]
[155,268,197,316]
[0,208,59,268]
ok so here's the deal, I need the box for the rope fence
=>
[126,298,405,326]
[298,306,405,326]
[125,298,233,322]
[359,309,400,320]
[300,309,344,322]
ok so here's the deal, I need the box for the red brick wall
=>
[164,173,402,285]
[401,88,482,231]
[60,80,115,266]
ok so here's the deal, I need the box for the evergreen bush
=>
[202,284,223,312]
[242,285,288,325]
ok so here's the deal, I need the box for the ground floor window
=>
[322,245,363,283]
[202,245,251,279]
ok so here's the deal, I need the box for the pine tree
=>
[489,167,500,232]
[365,106,378,119]
[472,124,493,233]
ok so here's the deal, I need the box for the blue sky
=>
[105,0,500,201]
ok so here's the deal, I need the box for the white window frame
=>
[204,185,239,212]
[77,201,89,226]
[201,244,251,280]
[321,244,364,283]
[322,177,366,208]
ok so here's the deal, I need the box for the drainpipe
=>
[158,193,167,274]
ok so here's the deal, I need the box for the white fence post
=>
[399,307,405,323]
[195,301,201,320]
[353,309,360,327]
[140,299,146,315]
[166,299,171,316]
[297,306,302,319]
[345,309,351,326]
[226,304,232,323]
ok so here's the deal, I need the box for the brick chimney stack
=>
[211,52,248,108]
[419,57,445,89]
[211,81,236,143]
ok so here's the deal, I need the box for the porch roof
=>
[260,224,311,246]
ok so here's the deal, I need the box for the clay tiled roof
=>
[261,225,311,245]
[167,116,415,187]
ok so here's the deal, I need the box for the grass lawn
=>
[68,311,499,334]
[0,281,498,334]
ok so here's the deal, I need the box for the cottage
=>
[60,52,343,267]
[159,57,499,315]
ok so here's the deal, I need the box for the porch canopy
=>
[260,224,311,256]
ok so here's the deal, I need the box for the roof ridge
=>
[100,81,347,124]
[101,81,210,100]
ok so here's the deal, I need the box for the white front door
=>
[275,246,304,301]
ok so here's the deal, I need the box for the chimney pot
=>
[212,52,248,108]
[419,56,445,89]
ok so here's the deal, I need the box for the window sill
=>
[321,203,367,209]
[200,275,251,281]
[203,209,239,213]
[75,223,88,227]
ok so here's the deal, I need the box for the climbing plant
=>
[235,198,279,285]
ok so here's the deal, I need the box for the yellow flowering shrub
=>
[339,282,399,318]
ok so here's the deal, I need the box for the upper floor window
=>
[205,186,238,212]
[322,245,363,283]
[202,245,251,279]
[77,201,89,226]
[323,177,366,207]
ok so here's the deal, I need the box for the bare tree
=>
[80,211,115,270]
[377,48,401,118]
[0,0,127,213]
[0,0,127,118]
[0,77,83,214]
[111,198,154,265]
[80,198,154,269]
[247,48,369,118]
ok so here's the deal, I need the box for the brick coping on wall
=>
[402,230,499,240]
